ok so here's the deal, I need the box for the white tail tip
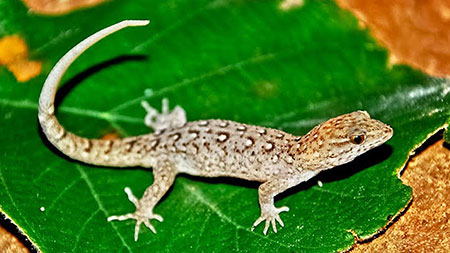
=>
[122,20,150,27]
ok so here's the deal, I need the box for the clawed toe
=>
[151,213,163,222]
[143,220,156,234]
[107,211,164,241]
[107,187,164,241]
[251,206,289,235]
[107,213,134,222]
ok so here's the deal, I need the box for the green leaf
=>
[0,0,449,252]
[444,127,450,144]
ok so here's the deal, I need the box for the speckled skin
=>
[38,20,394,241]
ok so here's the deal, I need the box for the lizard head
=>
[297,111,393,170]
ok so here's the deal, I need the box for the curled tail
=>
[38,20,150,167]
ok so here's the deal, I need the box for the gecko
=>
[38,20,394,241]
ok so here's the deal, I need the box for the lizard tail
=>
[38,20,150,167]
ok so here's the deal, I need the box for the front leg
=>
[251,179,290,235]
[108,161,177,241]
[252,170,319,235]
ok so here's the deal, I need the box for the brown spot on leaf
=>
[20,0,107,15]
[101,132,120,140]
[253,81,279,98]
[0,35,42,82]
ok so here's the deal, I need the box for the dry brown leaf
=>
[353,139,450,252]
[336,0,450,77]
[0,225,28,253]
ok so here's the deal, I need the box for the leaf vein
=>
[181,182,296,250]
[46,177,82,212]
[0,98,142,124]
[75,165,132,252]
[109,52,278,112]
[72,209,101,251]
[0,166,39,246]
[193,211,211,252]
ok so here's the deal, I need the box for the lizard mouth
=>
[384,125,394,141]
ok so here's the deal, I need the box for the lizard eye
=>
[350,134,365,145]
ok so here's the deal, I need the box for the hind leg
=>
[141,98,186,133]
[108,161,177,241]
